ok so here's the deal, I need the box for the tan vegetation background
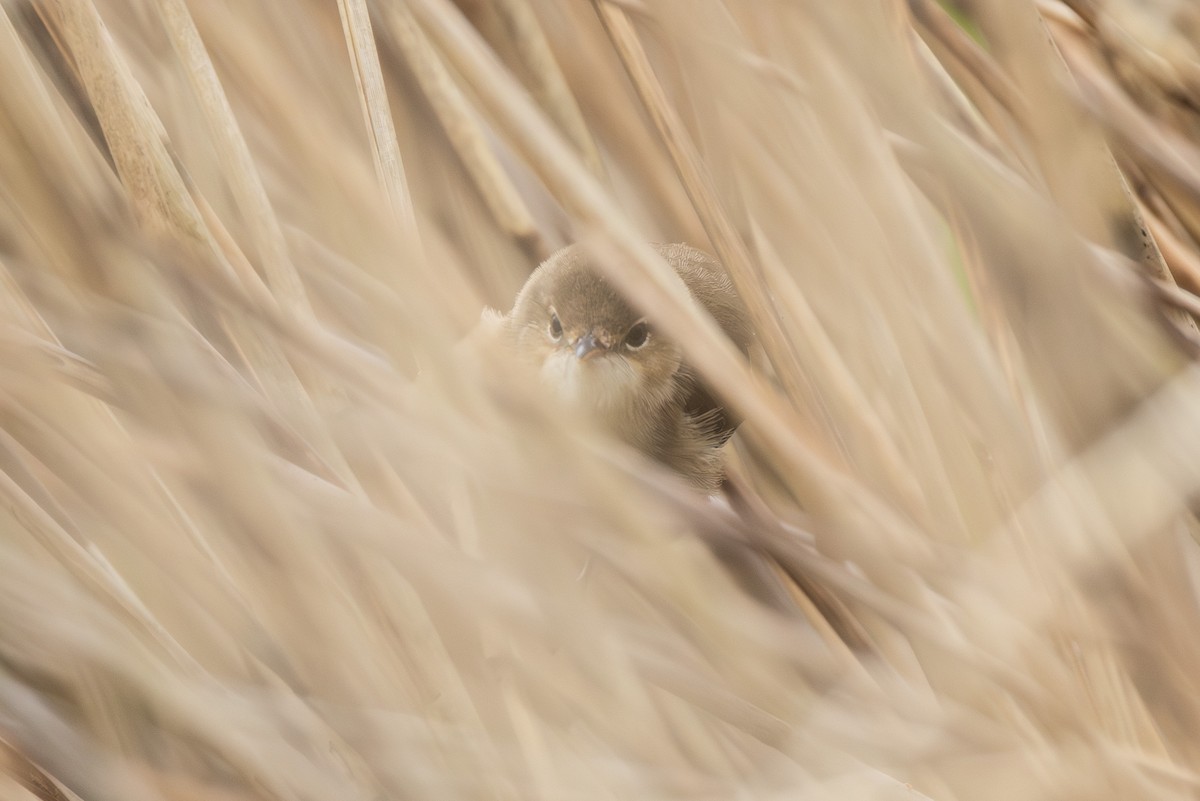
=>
[3,0,1200,798]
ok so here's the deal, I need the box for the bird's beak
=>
[573,331,606,361]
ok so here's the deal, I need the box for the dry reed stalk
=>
[336,0,418,236]
[154,0,311,313]
[467,0,603,178]
[378,2,546,259]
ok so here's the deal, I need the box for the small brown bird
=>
[506,243,753,492]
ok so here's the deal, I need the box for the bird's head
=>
[508,247,683,414]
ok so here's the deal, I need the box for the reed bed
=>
[2,0,1200,798]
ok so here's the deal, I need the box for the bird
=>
[504,242,753,493]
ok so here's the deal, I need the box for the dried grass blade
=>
[1052,19,1200,263]
[966,0,1167,276]
[153,0,312,313]
[34,0,209,251]
[0,738,71,801]
[492,0,603,177]
[1146,208,1200,295]
[336,0,418,238]
[589,0,806,398]
[908,0,1028,125]
[749,221,927,519]
[380,2,546,258]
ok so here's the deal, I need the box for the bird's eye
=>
[548,313,563,341]
[624,321,650,350]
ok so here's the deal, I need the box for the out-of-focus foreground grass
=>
[3,0,1200,799]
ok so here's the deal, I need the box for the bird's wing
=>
[656,244,754,442]
[681,371,739,446]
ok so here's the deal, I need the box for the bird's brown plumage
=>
[506,243,752,492]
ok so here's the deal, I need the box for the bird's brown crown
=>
[512,246,643,346]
